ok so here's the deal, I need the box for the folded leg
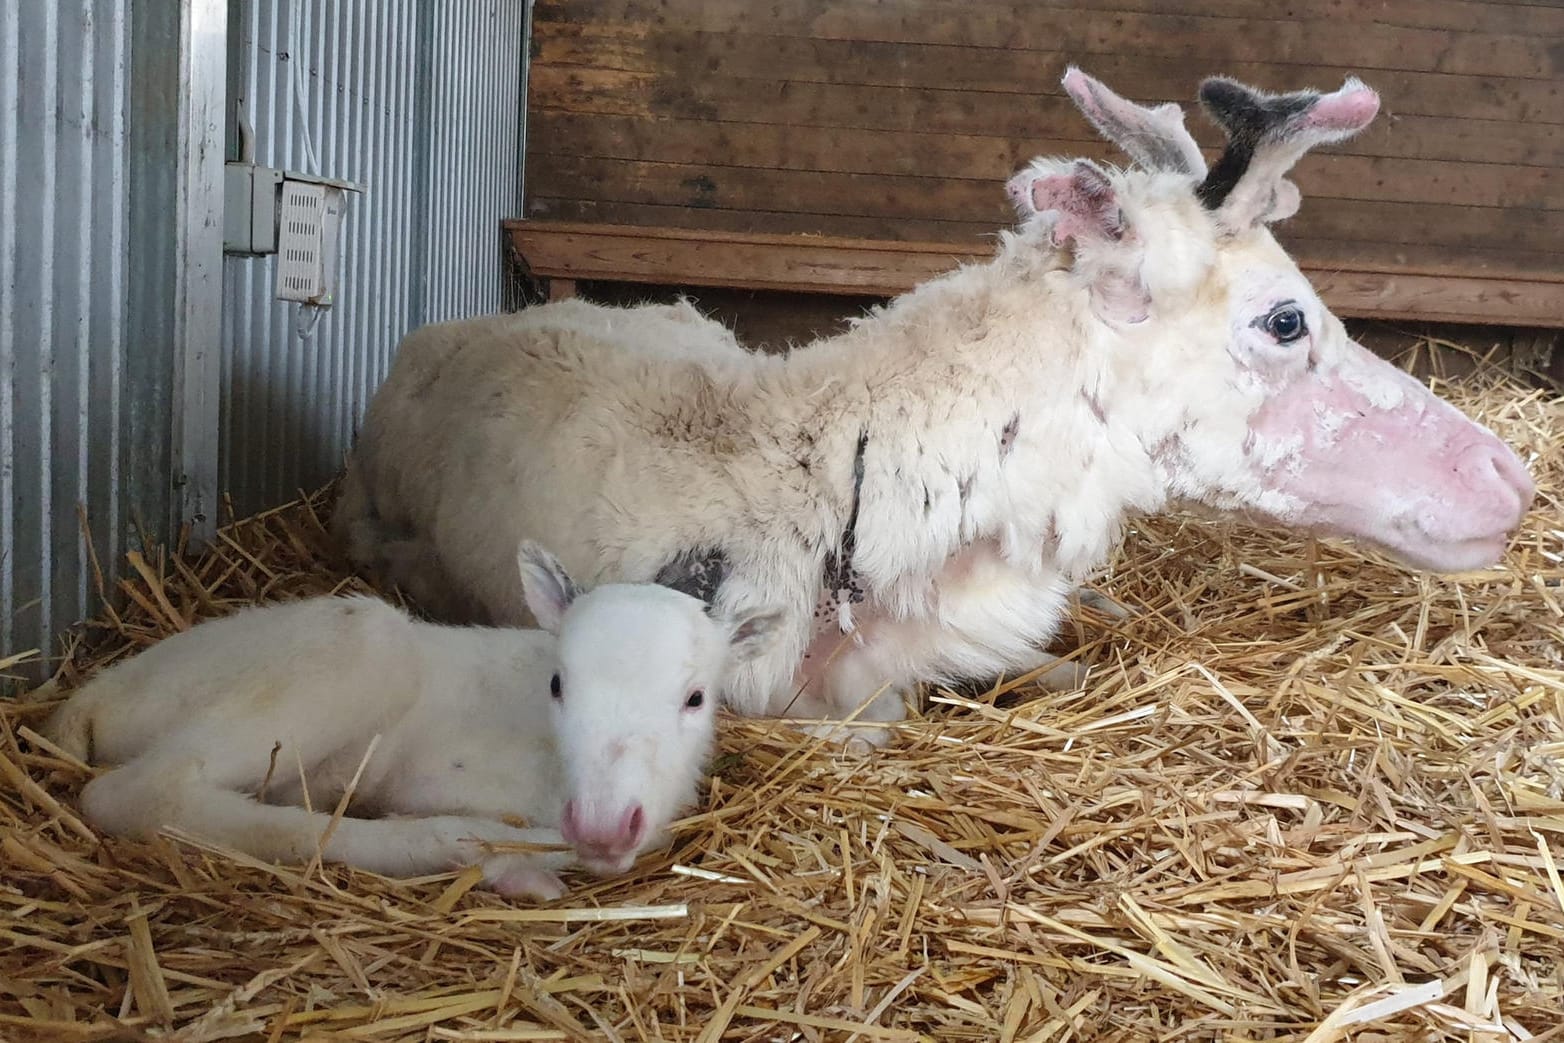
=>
[81,760,570,897]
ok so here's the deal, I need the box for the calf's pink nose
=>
[561,800,646,858]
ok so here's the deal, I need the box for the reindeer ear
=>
[1197,75,1379,231]
[1061,66,1207,177]
[1015,159,1126,248]
[1013,157,1151,322]
[516,541,580,634]
[1008,158,1150,324]
[714,606,786,663]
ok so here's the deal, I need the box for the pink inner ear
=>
[1029,167,1121,245]
[1301,87,1379,132]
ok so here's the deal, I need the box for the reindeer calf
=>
[45,543,781,899]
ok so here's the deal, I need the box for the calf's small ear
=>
[516,541,580,634]
[715,606,786,662]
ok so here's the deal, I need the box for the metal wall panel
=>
[221,0,526,516]
[422,0,526,324]
[221,0,416,515]
[0,2,132,669]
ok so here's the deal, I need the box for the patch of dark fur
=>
[1151,433,1189,471]
[1073,162,1126,239]
[553,568,583,609]
[823,431,870,606]
[1196,78,1317,210]
[655,546,731,605]
[1080,388,1107,425]
[999,414,1021,457]
[1137,134,1199,177]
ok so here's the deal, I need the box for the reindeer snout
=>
[1450,439,1535,523]
[561,799,646,870]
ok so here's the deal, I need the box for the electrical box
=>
[275,180,346,306]
[223,163,283,254]
[223,162,359,308]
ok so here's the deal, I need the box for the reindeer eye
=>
[684,689,705,710]
[1264,304,1307,344]
[549,673,562,699]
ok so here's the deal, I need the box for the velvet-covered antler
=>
[1196,76,1379,230]
[1060,66,1207,178]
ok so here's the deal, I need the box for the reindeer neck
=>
[754,240,1167,596]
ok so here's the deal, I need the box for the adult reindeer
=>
[335,69,1534,746]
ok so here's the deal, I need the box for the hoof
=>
[1034,658,1089,691]
[482,857,568,901]
[843,735,881,758]
[1072,587,1136,620]
[792,720,894,751]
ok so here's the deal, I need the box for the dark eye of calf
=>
[1261,302,1307,344]
[550,673,562,699]
[685,689,705,710]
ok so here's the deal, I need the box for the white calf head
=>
[517,542,782,875]
[1007,69,1534,572]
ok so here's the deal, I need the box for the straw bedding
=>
[2,371,1560,1042]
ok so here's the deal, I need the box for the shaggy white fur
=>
[334,70,1533,745]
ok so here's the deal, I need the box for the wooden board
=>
[506,220,1564,327]
[524,0,1564,326]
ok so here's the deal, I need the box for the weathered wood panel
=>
[537,0,1564,77]
[527,155,1564,267]
[525,0,1564,325]
[533,26,1564,125]
[507,220,1564,327]
[528,67,1564,169]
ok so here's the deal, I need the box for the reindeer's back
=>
[339,302,773,622]
[43,596,414,766]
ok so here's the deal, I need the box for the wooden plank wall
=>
[524,0,1564,315]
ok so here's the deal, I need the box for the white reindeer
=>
[333,69,1535,746]
[44,543,781,898]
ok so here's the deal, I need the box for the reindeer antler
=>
[1196,76,1379,230]
[1061,67,1207,178]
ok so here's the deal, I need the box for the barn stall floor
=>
[2,374,1561,1043]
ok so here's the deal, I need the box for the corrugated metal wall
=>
[0,2,132,669]
[221,0,526,516]
[421,1,526,324]
[0,0,524,669]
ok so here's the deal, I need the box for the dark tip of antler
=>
[1195,77,1317,210]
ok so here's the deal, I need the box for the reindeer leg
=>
[81,758,569,894]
